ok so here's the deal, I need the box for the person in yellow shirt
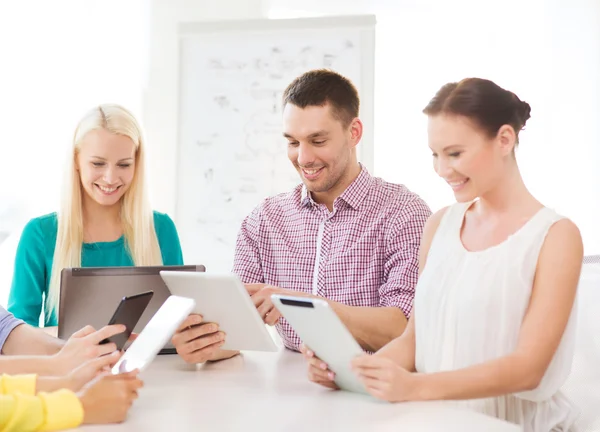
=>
[1,341,143,431]
[1,368,143,431]
[1,308,143,431]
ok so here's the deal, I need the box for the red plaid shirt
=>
[233,166,431,350]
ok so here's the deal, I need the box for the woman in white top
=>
[303,78,583,431]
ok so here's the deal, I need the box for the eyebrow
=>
[442,145,463,152]
[283,130,329,139]
[91,156,134,162]
[430,145,463,153]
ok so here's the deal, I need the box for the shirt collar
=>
[300,164,372,210]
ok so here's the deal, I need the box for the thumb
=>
[245,283,264,295]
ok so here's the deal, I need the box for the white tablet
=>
[111,295,196,374]
[160,271,278,352]
[271,294,367,394]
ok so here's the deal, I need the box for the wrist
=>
[36,376,70,393]
[409,373,432,401]
[43,355,64,376]
[41,331,65,355]
[278,288,312,299]
[78,394,92,424]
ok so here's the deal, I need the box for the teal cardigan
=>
[7,211,184,327]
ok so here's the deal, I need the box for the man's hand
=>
[300,344,339,390]
[246,283,302,326]
[50,325,126,375]
[171,314,238,364]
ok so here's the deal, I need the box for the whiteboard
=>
[175,16,376,273]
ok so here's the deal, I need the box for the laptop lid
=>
[58,265,205,352]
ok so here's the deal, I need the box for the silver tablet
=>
[112,295,196,374]
[160,271,278,352]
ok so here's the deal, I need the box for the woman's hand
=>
[35,352,122,393]
[299,344,339,390]
[78,371,144,424]
[351,354,418,402]
[51,325,125,374]
[66,351,122,391]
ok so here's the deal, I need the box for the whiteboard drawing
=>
[176,21,374,273]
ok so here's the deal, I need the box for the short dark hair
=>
[282,69,359,127]
[423,78,531,144]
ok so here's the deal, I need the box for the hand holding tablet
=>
[160,272,278,352]
[271,294,368,394]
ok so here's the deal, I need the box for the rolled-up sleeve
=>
[379,198,431,319]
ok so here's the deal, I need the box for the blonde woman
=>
[8,104,183,326]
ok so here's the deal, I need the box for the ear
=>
[496,125,517,156]
[74,152,81,172]
[348,118,363,148]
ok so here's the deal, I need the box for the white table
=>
[77,349,521,432]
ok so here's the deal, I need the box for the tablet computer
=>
[112,295,196,374]
[58,265,205,353]
[160,271,278,352]
[271,294,367,394]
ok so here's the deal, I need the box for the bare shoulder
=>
[539,218,583,266]
[418,206,450,273]
[548,217,582,238]
[423,206,450,241]
[534,217,583,298]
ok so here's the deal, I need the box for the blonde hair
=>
[46,104,163,316]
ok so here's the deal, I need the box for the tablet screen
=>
[112,295,195,374]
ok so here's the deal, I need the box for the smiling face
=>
[283,102,362,203]
[428,114,515,202]
[76,128,136,208]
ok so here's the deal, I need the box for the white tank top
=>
[414,202,579,432]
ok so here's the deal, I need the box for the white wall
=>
[0,0,147,219]
[145,0,600,254]
[0,0,147,306]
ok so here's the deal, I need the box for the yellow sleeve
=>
[1,374,37,395]
[37,390,84,431]
[0,374,84,432]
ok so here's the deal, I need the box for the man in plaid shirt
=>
[171,69,431,367]
[235,69,430,350]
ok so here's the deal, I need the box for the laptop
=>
[58,265,205,354]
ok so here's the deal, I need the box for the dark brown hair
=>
[423,78,531,144]
[283,69,359,127]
